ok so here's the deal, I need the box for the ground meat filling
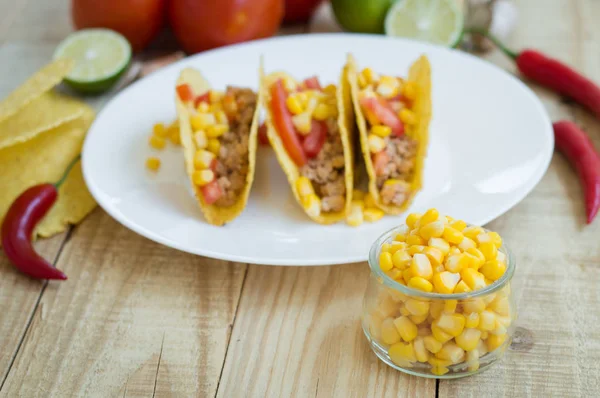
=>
[300,118,346,213]
[214,87,257,207]
[376,135,418,206]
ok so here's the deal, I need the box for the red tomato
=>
[303,120,327,158]
[258,122,270,146]
[360,97,404,136]
[270,80,307,166]
[201,180,222,205]
[71,0,165,52]
[303,76,322,91]
[372,151,390,176]
[194,92,210,107]
[284,0,324,23]
[176,84,194,102]
[209,158,219,172]
[168,0,283,54]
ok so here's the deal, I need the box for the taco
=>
[346,54,431,215]
[261,67,355,224]
[175,68,260,226]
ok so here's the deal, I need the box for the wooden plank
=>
[217,263,435,397]
[0,211,247,397]
[440,0,600,396]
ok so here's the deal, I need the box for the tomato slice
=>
[270,80,307,166]
[360,97,404,136]
[209,158,219,172]
[258,122,270,146]
[194,92,210,108]
[201,180,222,205]
[303,120,327,158]
[176,84,194,102]
[303,76,322,91]
[372,151,390,176]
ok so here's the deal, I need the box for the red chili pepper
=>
[553,121,600,224]
[482,32,600,118]
[1,156,81,280]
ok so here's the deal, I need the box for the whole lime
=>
[331,0,395,34]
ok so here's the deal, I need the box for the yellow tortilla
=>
[175,68,260,226]
[347,54,431,215]
[261,67,356,224]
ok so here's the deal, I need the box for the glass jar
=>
[361,225,516,378]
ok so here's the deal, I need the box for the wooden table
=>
[1,1,599,397]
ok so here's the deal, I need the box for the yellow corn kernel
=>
[215,110,228,125]
[431,366,449,376]
[463,226,484,240]
[462,298,486,314]
[431,324,453,343]
[420,208,439,226]
[428,237,450,256]
[402,269,413,284]
[368,134,386,153]
[207,89,221,103]
[385,268,402,281]
[292,112,313,135]
[410,254,433,280]
[364,192,377,209]
[145,157,161,171]
[410,314,428,325]
[399,306,411,316]
[467,350,480,372]
[393,316,418,342]
[482,292,496,306]
[405,213,422,229]
[323,84,337,96]
[283,76,298,92]
[369,313,384,341]
[352,189,365,200]
[208,102,223,114]
[402,81,417,100]
[153,123,168,137]
[449,219,467,231]
[376,75,400,98]
[423,247,444,267]
[206,124,228,139]
[371,125,392,138]
[406,235,426,246]
[476,339,488,356]
[388,342,416,365]
[296,176,314,197]
[443,299,458,314]
[458,237,477,251]
[389,241,407,255]
[191,113,216,130]
[380,251,394,272]
[381,318,402,345]
[194,130,208,149]
[466,248,486,269]
[428,357,452,367]
[207,138,220,155]
[424,335,443,354]
[429,301,444,319]
[361,67,379,85]
[407,245,425,255]
[346,201,364,227]
[495,314,512,328]
[169,127,181,145]
[453,280,471,294]
[480,331,489,340]
[479,241,498,260]
[436,342,465,364]
[196,101,210,113]
[285,95,304,115]
[444,254,469,273]
[489,296,510,316]
[193,150,215,169]
[442,226,464,245]
[432,272,460,294]
[478,310,496,331]
[405,299,430,316]
[399,108,417,125]
[419,220,445,240]
[413,337,429,362]
[449,247,461,256]
[364,208,385,222]
[461,268,486,290]
[491,321,507,336]
[465,312,480,328]
[486,333,507,352]
[408,276,433,292]
[392,250,411,270]
[455,328,482,352]
[192,169,215,186]
[436,313,465,337]
[480,260,506,282]
[496,251,507,264]
[149,135,166,150]
[488,231,503,248]
[381,243,391,253]
[302,194,321,218]
[475,232,491,245]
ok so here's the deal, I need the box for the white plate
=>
[82,34,553,266]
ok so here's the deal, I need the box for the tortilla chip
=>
[0,117,96,239]
[260,67,355,224]
[0,91,88,150]
[347,54,432,215]
[175,68,260,226]
[0,58,73,123]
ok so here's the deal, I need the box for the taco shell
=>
[175,68,260,226]
[347,54,431,215]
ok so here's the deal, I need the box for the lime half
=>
[54,29,131,94]
[385,0,464,47]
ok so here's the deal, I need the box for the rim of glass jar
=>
[368,224,516,300]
